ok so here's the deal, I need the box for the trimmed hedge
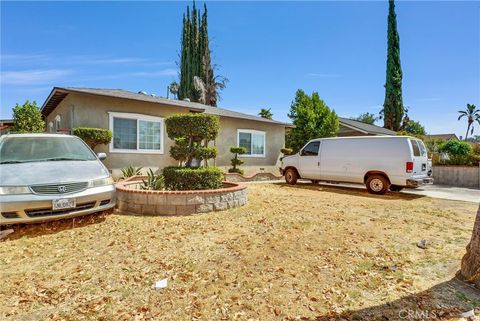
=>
[163,166,224,191]
[73,127,112,150]
[165,114,220,141]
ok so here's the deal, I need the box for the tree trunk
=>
[460,204,480,287]
[465,123,471,141]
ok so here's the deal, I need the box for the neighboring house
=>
[41,87,291,175]
[337,118,396,136]
[0,119,14,136]
[423,133,459,142]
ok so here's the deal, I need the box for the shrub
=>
[141,169,164,190]
[73,127,112,150]
[229,146,246,175]
[439,140,472,156]
[12,100,45,133]
[437,140,478,166]
[165,114,219,167]
[120,165,143,180]
[163,166,223,190]
[281,147,293,155]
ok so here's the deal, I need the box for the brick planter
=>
[115,176,247,216]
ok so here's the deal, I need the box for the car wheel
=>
[389,185,404,192]
[366,175,389,195]
[285,168,298,185]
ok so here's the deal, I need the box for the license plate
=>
[52,198,76,210]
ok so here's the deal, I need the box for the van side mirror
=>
[97,153,107,161]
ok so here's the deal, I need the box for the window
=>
[301,141,320,156]
[237,129,266,157]
[109,112,164,154]
[410,139,420,157]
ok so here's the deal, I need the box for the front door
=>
[298,141,321,179]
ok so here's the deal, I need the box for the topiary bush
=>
[163,166,223,190]
[165,114,219,167]
[73,127,112,151]
[228,146,246,175]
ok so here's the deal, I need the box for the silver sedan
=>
[0,133,116,225]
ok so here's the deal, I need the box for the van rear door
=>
[409,139,428,177]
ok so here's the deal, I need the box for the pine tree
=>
[177,2,226,106]
[382,0,404,131]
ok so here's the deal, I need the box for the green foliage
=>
[259,108,273,120]
[286,90,339,152]
[403,120,426,136]
[281,148,294,155]
[163,166,223,190]
[12,100,45,133]
[352,112,378,125]
[73,127,112,150]
[458,104,480,140]
[178,2,226,106]
[165,114,220,167]
[229,146,246,174]
[382,0,404,131]
[141,169,165,190]
[437,140,478,166]
[120,165,143,180]
[397,131,424,140]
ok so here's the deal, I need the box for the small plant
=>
[120,165,143,180]
[141,169,164,190]
[163,166,223,190]
[73,127,112,151]
[228,146,246,175]
[281,147,293,155]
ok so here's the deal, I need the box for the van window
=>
[301,141,320,156]
[410,139,420,157]
[417,140,427,157]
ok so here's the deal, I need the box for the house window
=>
[237,129,266,157]
[109,112,164,154]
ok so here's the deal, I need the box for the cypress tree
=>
[382,0,404,131]
[177,2,225,106]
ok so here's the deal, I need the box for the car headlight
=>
[0,186,32,195]
[88,176,114,188]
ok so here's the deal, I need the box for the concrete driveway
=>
[402,184,479,203]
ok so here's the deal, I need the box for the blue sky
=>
[1,1,479,136]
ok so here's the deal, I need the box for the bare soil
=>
[1,183,479,320]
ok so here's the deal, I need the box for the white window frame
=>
[237,129,266,158]
[108,112,164,154]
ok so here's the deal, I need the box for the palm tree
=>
[168,81,179,100]
[458,104,480,140]
[259,108,273,120]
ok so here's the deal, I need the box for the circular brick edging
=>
[115,177,248,216]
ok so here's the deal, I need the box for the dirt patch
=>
[1,183,479,320]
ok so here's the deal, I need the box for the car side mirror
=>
[97,153,107,161]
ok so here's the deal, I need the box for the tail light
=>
[406,162,414,173]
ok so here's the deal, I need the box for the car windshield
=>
[0,136,97,164]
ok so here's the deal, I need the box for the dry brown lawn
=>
[1,183,479,321]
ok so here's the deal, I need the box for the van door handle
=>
[318,161,320,166]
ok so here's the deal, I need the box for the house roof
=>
[423,133,459,141]
[41,87,292,126]
[338,117,397,136]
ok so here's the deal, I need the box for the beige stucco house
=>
[41,87,291,176]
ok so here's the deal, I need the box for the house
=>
[40,87,395,176]
[0,119,14,136]
[423,133,459,142]
[41,87,291,176]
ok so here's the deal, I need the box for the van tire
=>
[366,175,389,195]
[285,168,298,185]
[389,185,404,192]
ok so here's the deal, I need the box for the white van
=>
[280,136,433,195]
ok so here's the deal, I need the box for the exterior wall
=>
[46,93,286,175]
[432,165,480,189]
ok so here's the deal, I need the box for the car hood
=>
[0,160,110,186]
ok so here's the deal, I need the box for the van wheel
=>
[366,175,389,195]
[389,185,404,192]
[285,168,298,185]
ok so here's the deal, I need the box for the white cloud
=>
[1,69,73,85]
